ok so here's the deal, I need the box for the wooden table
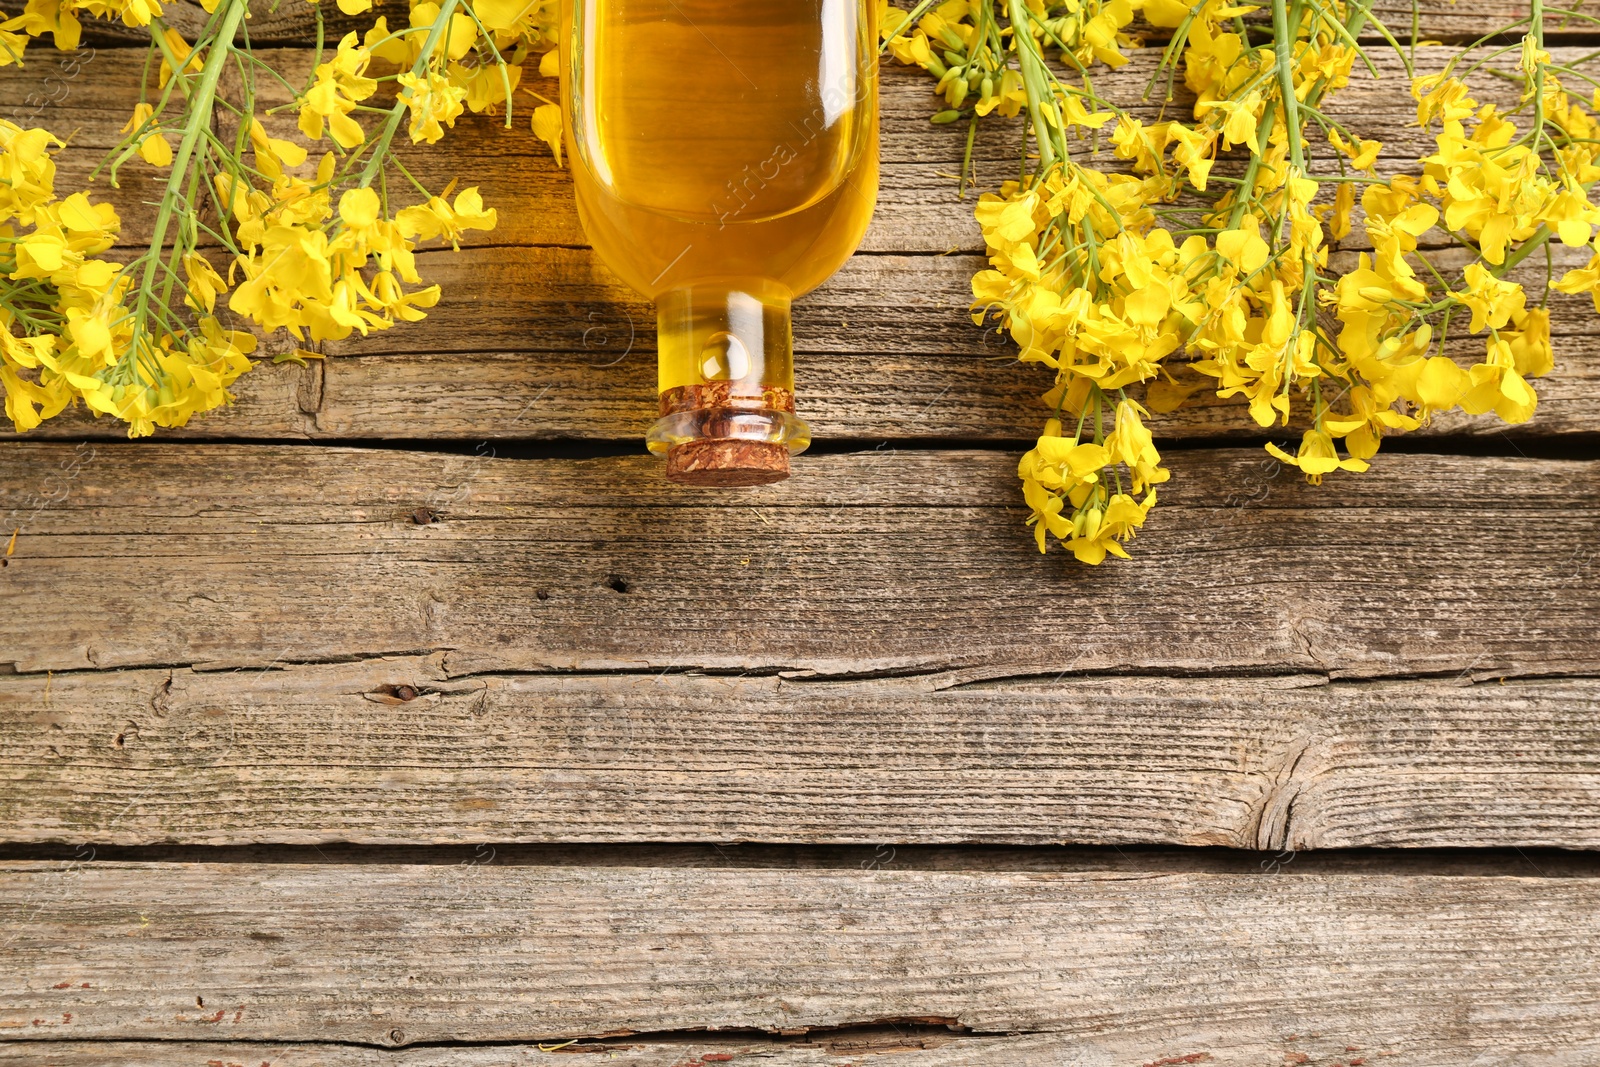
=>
[3,3,1599,1063]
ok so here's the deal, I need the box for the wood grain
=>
[0,444,1596,681]
[2,657,1597,848]
[2,862,1597,1054]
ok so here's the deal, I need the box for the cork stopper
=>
[653,382,803,487]
[666,439,790,486]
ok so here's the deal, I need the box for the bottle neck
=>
[648,285,811,487]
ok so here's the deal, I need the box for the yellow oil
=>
[560,0,879,438]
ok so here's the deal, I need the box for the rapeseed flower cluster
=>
[2,0,559,436]
[887,0,1583,562]
[1,119,255,435]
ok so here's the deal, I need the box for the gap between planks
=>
[1,842,1596,877]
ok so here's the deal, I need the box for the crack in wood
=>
[0,1021,1003,1053]
[1251,737,1318,852]
[8,642,1600,689]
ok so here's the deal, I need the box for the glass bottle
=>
[560,0,880,485]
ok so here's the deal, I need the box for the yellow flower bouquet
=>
[886,0,1587,561]
[0,0,1593,562]
[0,0,541,434]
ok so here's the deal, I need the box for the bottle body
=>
[561,0,879,484]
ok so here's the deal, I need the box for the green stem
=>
[1531,0,1548,155]
[460,1,516,127]
[1227,100,1277,230]
[355,0,465,189]
[879,0,936,55]
[1271,0,1306,175]
[960,112,978,196]
[131,0,249,344]
[1499,225,1554,276]
[1009,0,1057,170]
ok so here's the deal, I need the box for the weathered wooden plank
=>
[2,659,1596,848]
[0,444,1596,681]
[11,47,1585,254]
[7,243,1598,443]
[0,1024,1591,1067]
[1,862,1596,1054]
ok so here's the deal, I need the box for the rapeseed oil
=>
[561,0,879,484]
